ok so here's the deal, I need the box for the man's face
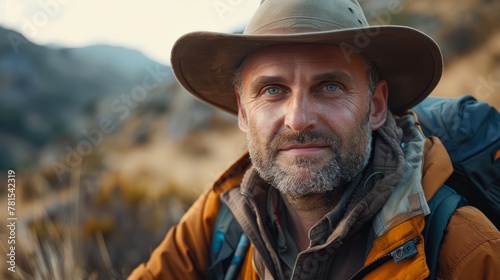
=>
[237,44,380,197]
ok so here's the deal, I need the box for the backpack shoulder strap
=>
[423,185,467,279]
[208,202,249,280]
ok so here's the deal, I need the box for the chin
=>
[285,159,328,175]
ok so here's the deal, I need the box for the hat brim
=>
[171,26,442,115]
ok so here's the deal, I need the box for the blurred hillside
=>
[0,26,245,279]
[0,26,173,172]
[0,26,244,191]
[0,0,499,279]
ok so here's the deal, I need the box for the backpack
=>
[412,95,500,229]
[207,95,500,279]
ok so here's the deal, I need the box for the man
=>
[129,0,500,279]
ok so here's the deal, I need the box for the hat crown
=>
[244,0,369,35]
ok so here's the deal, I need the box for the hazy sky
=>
[0,0,260,65]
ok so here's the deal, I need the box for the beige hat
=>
[171,0,443,115]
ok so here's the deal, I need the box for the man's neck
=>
[282,188,345,252]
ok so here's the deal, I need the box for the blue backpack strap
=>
[208,203,249,280]
[423,185,467,280]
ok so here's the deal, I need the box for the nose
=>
[284,92,317,132]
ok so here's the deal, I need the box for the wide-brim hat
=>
[171,0,443,115]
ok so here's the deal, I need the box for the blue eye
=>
[265,87,282,95]
[324,84,339,92]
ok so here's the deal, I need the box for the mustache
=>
[269,130,341,150]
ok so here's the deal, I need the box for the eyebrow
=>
[249,71,355,90]
[249,75,286,91]
[311,71,355,85]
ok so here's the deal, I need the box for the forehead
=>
[240,43,367,75]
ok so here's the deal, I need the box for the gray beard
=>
[247,123,372,197]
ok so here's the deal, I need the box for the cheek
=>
[245,110,283,159]
[246,101,283,132]
[319,95,369,124]
[247,115,275,145]
[319,104,370,141]
[319,105,355,134]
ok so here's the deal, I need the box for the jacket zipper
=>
[349,237,420,280]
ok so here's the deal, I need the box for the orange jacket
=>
[128,116,500,279]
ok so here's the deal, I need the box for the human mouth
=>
[279,143,330,156]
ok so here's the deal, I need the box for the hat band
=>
[247,17,354,35]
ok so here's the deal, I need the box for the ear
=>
[236,92,248,132]
[370,79,388,130]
